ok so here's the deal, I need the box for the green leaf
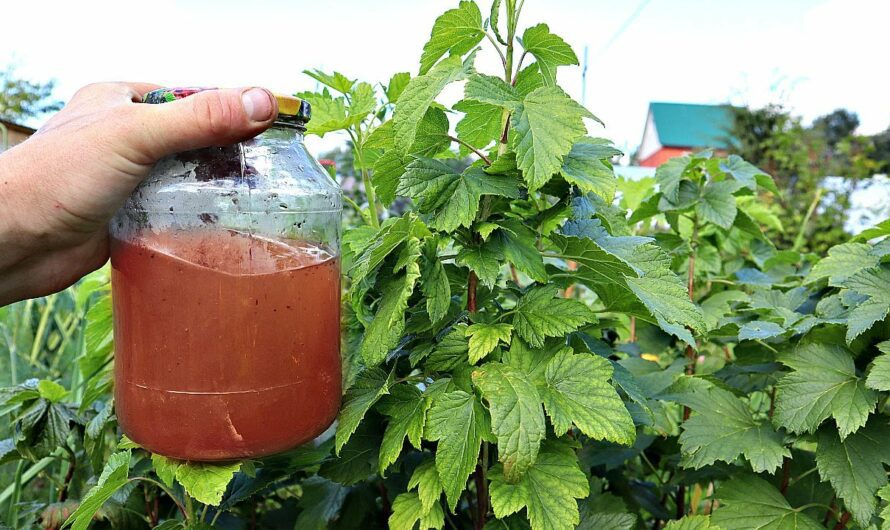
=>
[456,239,503,288]
[37,380,68,403]
[63,451,130,530]
[774,343,876,439]
[389,492,445,530]
[489,443,589,530]
[841,265,890,343]
[541,350,635,445]
[454,99,503,150]
[624,267,705,346]
[350,215,429,285]
[419,0,485,74]
[409,458,444,514]
[378,384,431,473]
[294,477,350,530]
[412,106,452,157]
[711,474,821,529]
[805,242,878,286]
[472,363,545,481]
[865,341,890,391]
[655,156,688,203]
[422,254,451,324]
[372,150,408,205]
[395,54,474,151]
[512,86,593,192]
[335,367,393,453]
[738,320,785,341]
[426,390,489,511]
[386,72,411,103]
[816,419,890,526]
[560,142,617,202]
[466,323,513,364]
[464,73,519,107]
[151,454,179,488]
[512,286,596,347]
[720,155,776,193]
[521,23,579,86]
[495,220,547,283]
[174,461,241,506]
[399,160,519,232]
[673,382,788,473]
[303,69,355,94]
[361,262,421,366]
[696,181,738,230]
[663,515,721,530]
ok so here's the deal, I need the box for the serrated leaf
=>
[711,474,821,529]
[335,368,393,453]
[37,380,68,403]
[422,255,451,323]
[472,363,545,481]
[303,69,355,94]
[372,150,408,205]
[672,382,788,473]
[521,23,579,86]
[387,72,411,103]
[174,461,241,506]
[399,159,520,232]
[294,476,350,530]
[866,346,890,391]
[389,491,445,530]
[696,181,738,229]
[454,99,503,151]
[64,451,130,530]
[495,221,547,282]
[720,155,776,193]
[655,156,688,203]
[738,320,785,341]
[409,458,444,514]
[361,262,421,365]
[541,350,635,445]
[774,343,876,439]
[560,142,617,202]
[464,73,519,107]
[512,286,596,347]
[805,242,878,286]
[456,239,503,288]
[816,419,890,526]
[350,215,429,285]
[419,0,485,74]
[395,54,473,151]
[488,443,589,530]
[426,390,489,511]
[663,515,720,530]
[151,454,179,488]
[378,384,431,473]
[466,323,513,364]
[512,86,592,192]
[841,265,890,343]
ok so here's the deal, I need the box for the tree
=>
[0,66,62,122]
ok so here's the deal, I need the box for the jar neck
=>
[259,123,306,143]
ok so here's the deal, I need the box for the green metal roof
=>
[649,102,734,149]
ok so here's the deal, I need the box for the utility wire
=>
[595,0,653,58]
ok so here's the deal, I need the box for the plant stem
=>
[485,32,507,67]
[347,128,381,228]
[449,135,492,165]
[5,461,25,526]
[30,293,57,365]
[779,457,792,495]
[792,187,823,252]
[200,504,209,522]
[468,271,478,313]
[474,443,489,529]
[57,447,76,502]
[833,511,851,529]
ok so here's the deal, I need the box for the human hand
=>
[0,82,278,305]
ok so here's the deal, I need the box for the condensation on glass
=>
[110,89,342,460]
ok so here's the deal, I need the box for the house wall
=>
[639,147,691,167]
[0,121,36,152]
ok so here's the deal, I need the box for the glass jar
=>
[110,88,342,461]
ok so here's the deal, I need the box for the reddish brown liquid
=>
[111,230,341,461]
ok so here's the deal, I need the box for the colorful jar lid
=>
[142,87,311,124]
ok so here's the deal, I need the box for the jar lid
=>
[142,87,311,124]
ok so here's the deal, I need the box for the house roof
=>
[649,102,734,149]
[0,119,37,135]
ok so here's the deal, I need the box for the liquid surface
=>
[111,229,341,460]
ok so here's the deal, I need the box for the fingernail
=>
[241,88,274,122]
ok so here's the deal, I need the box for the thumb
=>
[127,87,278,162]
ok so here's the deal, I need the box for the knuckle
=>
[191,91,241,139]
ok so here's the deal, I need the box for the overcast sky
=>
[3,0,889,158]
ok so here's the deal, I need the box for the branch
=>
[449,135,492,165]
[485,32,507,67]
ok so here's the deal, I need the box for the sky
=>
[3,0,889,159]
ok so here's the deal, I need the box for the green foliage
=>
[0,66,62,122]
[4,2,890,529]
